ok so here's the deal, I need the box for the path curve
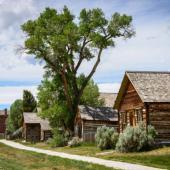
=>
[0,140,163,170]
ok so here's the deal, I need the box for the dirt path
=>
[0,139,163,170]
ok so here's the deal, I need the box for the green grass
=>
[18,141,105,156]
[98,147,170,170]
[0,143,114,170]
[19,141,170,169]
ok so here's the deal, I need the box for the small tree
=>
[7,99,23,133]
[23,90,37,112]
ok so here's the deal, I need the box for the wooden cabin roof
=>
[99,93,117,107]
[23,112,51,131]
[114,71,170,109]
[78,105,118,121]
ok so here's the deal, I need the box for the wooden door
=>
[26,124,40,142]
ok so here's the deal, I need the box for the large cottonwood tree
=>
[22,6,134,132]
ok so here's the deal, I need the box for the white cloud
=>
[98,83,120,93]
[0,0,44,82]
[0,83,119,105]
[0,0,169,105]
[0,86,38,104]
[0,0,36,30]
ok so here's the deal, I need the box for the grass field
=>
[0,143,114,170]
[99,147,170,170]
[21,142,104,156]
[20,141,170,169]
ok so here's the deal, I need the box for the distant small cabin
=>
[99,93,117,107]
[74,105,118,142]
[0,109,8,138]
[114,71,170,143]
[23,112,52,142]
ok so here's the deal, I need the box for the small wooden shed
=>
[0,109,8,138]
[114,71,170,143]
[23,112,52,142]
[74,105,118,142]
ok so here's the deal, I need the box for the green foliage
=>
[37,74,104,130]
[95,125,119,150]
[22,6,134,132]
[68,137,82,147]
[49,128,69,147]
[78,74,104,107]
[10,127,23,139]
[116,122,157,152]
[7,99,23,133]
[147,125,158,146]
[0,143,114,170]
[23,90,37,112]
[37,76,70,129]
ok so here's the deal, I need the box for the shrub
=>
[116,122,157,152]
[95,125,119,150]
[49,128,69,147]
[147,125,157,146]
[68,137,82,147]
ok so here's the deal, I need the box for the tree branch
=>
[77,47,103,101]
[60,65,73,113]
[75,38,91,73]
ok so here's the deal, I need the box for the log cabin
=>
[23,112,52,142]
[114,71,170,143]
[74,105,118,142]
[0,109,8,138]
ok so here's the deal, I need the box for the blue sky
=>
[0,0,170,109]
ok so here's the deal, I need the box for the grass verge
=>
[19,140,170,169]
[0,143,115,170]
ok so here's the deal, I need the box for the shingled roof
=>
[127,71,170,102]
[23,112,51,131]
[78,105,118,121]
[114,71,170,109]
[99,93,117,107]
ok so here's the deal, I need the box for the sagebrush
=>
[95,125,119,150]
[49,128,69,147]
[116,122,157,152]
[68,137,82,147]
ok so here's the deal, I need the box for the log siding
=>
[75,105,118,142]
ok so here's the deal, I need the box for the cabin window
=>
[135,109,143,123]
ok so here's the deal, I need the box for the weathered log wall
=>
[25,123,41,142]
[82,120,118,142]
[0,115,8,134]
[149,103,170,142]
[119,81,145,132]
[120,82,144,112]
[43,130,52,141]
